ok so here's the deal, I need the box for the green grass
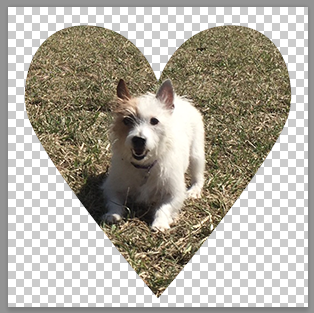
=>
[25,25,290,297]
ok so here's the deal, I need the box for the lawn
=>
[25,25,291,296]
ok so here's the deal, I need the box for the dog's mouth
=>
[132,148,148,160]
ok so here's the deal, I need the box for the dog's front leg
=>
[102,195,127,225]
[151,204,174,231]
[151,195,184,231]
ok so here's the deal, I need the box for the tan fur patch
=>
[111,98,139,142]
[114,98,139,117]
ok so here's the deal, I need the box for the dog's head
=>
[111,79,175,163]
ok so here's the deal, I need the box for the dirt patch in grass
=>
[25,25,290,297]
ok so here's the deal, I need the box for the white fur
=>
[101,81,205,231]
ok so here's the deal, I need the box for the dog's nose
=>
[132,136,146,148]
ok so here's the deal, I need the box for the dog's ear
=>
[156,79,174,110]
[117,79,131,100]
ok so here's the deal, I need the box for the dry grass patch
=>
[25,25,290,297]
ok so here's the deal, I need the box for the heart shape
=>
[25,25,291,296]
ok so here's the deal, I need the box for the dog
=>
[101,79,205,231]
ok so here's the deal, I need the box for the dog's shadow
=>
[76,172,108,226]
[77,172,155,227]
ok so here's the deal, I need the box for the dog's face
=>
[112,79,175,163]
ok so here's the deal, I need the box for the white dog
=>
[101,79,205,231]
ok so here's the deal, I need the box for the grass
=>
[25,25,291,297]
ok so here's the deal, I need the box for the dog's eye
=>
[150,117,159,125]
[123,117,134,126]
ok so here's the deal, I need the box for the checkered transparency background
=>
[7,7,308,307]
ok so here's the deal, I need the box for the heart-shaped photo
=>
[25,25,291,296]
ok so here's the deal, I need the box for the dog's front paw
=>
[102,213,122,225]
[187,185,202,199]
[151,218,170,232]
